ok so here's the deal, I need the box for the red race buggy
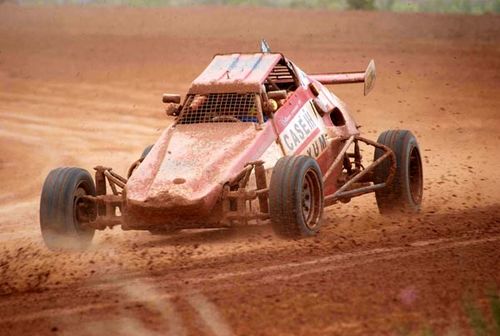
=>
[40,42,423,250]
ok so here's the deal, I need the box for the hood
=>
[188,53,282,94]
[126,122,275,208]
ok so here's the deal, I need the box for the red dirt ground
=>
[0,4,499,335]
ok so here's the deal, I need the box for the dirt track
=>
[0,4,499,335]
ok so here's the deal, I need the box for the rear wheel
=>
[373,130,423,214]
[40,167,96,251]
[269,155,324,238]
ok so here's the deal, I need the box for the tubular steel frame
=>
[323,136,396,206]
[221,160,270,226]
[217,135,396,225]
[81,166,126,230]
[80,136,396,230]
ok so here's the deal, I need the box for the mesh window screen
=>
[177,93,258,124]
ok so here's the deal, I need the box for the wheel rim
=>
[73,185,92,233]
[301,168,322,230]
[408,146,423,204]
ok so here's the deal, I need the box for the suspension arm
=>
[324,136,396,206]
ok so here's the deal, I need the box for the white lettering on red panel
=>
[278,100,328,158]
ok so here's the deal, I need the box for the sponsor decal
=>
[278,113,293,129]
[305,133,328,158]
[278,100,328,159]
[281,111,317,152]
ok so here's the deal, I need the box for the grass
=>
[10,0,500,14]
[463,289,500,336]
[487,289,500,335]
[396,288,500,336]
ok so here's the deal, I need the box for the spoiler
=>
[309,60,376,96]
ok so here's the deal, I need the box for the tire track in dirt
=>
[120,281,187,336]
[0,91,158,118]
[0,111,157,136]
[0,112,156,146]
[187,292,234,336]
[0,234,497,325]
[0,84,164,220]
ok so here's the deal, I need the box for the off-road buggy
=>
[40,42,423,250]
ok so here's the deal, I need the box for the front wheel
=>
[40,167,96,251]
[373,130,423,214]
[269,155,324,238]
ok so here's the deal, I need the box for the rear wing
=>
[309,60,376,96]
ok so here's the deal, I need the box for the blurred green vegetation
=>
[397,289,500,336]
[457,289,500,336]
[346,0,375,9]
[12,0,500,13]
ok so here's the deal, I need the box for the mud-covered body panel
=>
[271,83,359,195]
[124,122,276,228]
[189,53,282,94]
[123,53,361,229]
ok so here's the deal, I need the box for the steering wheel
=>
[211,115,241,123]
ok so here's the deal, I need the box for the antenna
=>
[260,39,271,53]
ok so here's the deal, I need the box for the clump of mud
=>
[0,232,213,295]
[0,238,118,295]
[0,241,54,294]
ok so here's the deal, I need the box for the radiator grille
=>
[177,93,258,124]
[268,65,294,84]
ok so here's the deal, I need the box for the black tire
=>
[269,155,324,238]
[373,130,423,214]
[40,167,96,251]
[141,144,154,160]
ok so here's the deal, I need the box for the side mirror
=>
[162,93,181,104]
